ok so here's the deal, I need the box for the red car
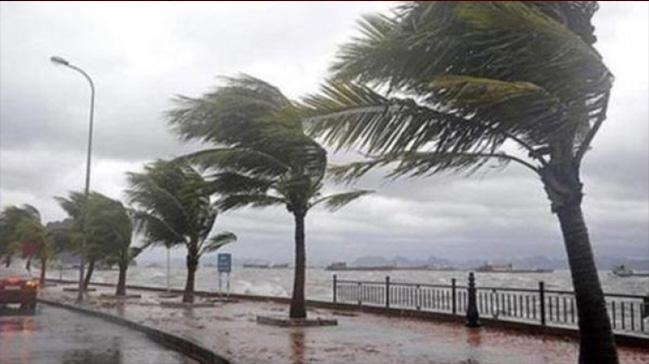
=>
[0,267,38,313]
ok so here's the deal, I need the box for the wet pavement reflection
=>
[0,305,196,364]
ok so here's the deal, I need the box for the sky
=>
[1,2,647,265]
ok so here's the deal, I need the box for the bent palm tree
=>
[127,160,236,303]
[82,195,139,296]
[302,2,616,362]
[168,76,372,318]
[0,204,41,267]
[56,192,125,290]
[15,217,54,284]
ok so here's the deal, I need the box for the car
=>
[0,265,39,314]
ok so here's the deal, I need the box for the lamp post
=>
[50,56,95,303]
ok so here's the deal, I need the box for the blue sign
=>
[217,253,232,273]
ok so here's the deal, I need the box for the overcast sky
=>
[1,2,647,264]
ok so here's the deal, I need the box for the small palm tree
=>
[302,2,616,362]
[15,217,54,285]
[56,192,126,290]
[83,194,140,296]
[167,76,372,318]
[127,160,236,303]
[0,204,41,267]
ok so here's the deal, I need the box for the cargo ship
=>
[475,263,553,273]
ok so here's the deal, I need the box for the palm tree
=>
[83,195,140,296]
[0,204,55,283]
[126,160,236,303]
[167,75,372,318]
[15,217,54,285]
[302,2,616,362]
[0,204,41,267]
[56,192,124,290]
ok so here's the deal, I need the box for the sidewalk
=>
[40,284,649,364]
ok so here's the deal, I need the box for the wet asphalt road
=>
[0,305,196,364]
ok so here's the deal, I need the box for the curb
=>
[38,298,230,364]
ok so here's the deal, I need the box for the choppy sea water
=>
[50,266,649,300]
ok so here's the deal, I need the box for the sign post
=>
[217,253,232,297]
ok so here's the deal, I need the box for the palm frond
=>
[310,190,374,212]
[217,194,286,211]
[303,80,550,162]
[326,1,612,163]
[200,231,237,255]
[167,74,292,146]
[177,147,290,179]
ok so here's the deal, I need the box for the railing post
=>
[385,276,390,309]
[452,278,457,315]
[466,272,480,327]
[358,282,362,306]
[539,281,546,326]
[333,274,337,303]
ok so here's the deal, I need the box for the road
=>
[0,304,197,364]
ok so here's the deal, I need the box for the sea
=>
[49,266,649,300]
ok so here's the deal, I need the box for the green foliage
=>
[127,159,235,258]
[168,75,372,216]
[0,204,42,265]
[303,1,612,179]
[55,191,134,265]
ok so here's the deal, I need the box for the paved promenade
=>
[40,284,649,364]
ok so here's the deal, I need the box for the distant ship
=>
[475,263,553,274]
[611,265,649,277]
[612,265,634,277]
[242,263,290,269]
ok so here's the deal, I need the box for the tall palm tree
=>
[0,204,41,267]
[167,75,372,318]
[302,2,616,362]
[56,192,124,290]
[127,160,237,303]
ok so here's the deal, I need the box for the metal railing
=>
[333,274,649,337]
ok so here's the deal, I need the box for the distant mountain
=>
[344,254,648,271]
[352,256,390,267]
[350,255,453,268]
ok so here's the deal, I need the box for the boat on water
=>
[612,264,634,277]
[611,265,649,277]
[242,263,290,269]
[475,263,553,274]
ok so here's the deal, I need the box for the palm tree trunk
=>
[183,245,198,303]
[116,264,127,296]
[83,259,95,290]
[542,160,618,364]
[39,255,47,285]
[289,211,307,319]
[556,204,618,364]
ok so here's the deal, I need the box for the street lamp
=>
[50,56,95,303]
